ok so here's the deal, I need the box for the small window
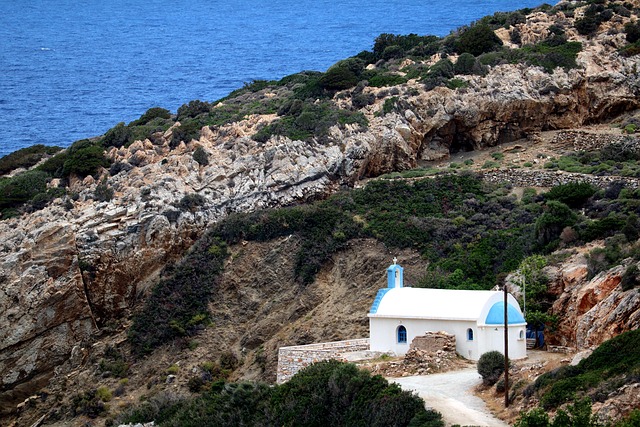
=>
[467,328,474,341]
[519,330,524,340]
[397,325,407,344]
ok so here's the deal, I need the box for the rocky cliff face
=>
[546,249,640,349]
[1,2,640,414]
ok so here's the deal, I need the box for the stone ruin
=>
[367,331,463,377]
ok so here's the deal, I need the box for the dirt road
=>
[392,367,509,427]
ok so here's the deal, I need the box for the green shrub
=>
[381,97,399,115]
[482,160,500,168]
[625,22,640,43]
[515,407,550,427]
[455,24,503,56]
[129,107,171,126]
[422,59,455,90]
[544,182,595,208]
[575,3,614,37]
[273,360,442,427]
[477,351,506,386]
[620,264,639,291]
[128,234,228,355]
[170,119,204,147]
[519,39,582,72]
[0,144,62,175]
[535,201,577,246]
[253,101,367,143]
[445,78,468,89]
[37,151,68,178]
[94,181,114,202]
[368,73,408,87]
[99,345,129,378]
[96,386,112,402]
[62,140,109,178]
[71,389,108,418]
[178,193,206,212]
[0,170,50,210]
[525,329,640,411]
[193,147,209,166]
[317,58,366,91]
[453,53,485,75]
[478,9,527,29]
[372,33,441,61]
[516,398,604,427]
[177,100,211,121]
[116,361,443,426]
[102,122,132,148]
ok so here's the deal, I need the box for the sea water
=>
[0,0,546,158]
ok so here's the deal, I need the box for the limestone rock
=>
[2,4,640,412]
[548,252,640,349]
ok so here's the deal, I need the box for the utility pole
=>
[504,283,510,408]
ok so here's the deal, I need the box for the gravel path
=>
[392,367,509,427]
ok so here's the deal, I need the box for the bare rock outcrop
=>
[2,4,640,412]
[547,251,640,349]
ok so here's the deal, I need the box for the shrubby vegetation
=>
[516,398,609,427]
[128,234,228,354]
[518,329,640,425]
[61,139,110,178]
[112,360,444,427]
[543,141,640,176]
[253,100,368,144]
[0,144,61,176]
[131,169,640,354]
[478,351,506,386]
[455,24,504,56]
[622,21,640,56]
[101,107,173,149]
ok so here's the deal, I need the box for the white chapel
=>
[368,261,527,360]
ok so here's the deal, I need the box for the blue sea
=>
[0,0,546,158]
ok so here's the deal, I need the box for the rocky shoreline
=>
[2,0,640,423]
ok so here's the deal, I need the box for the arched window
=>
[397,325,407,344]
[467,328,474,341]
[519,330,524,340]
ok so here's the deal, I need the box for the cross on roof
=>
[393,256,397,265]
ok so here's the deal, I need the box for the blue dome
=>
[485,301,525,324]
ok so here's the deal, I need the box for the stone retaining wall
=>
[481,169,640,189]
[551,131,635,151]
[276,338,370,384]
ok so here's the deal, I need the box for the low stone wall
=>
[276,338,370,384]
[551,130,634,152]
[482,169,640,189]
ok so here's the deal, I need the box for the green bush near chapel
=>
[114,360,445,426]
[477,351,506,386]
[523,329,640,411]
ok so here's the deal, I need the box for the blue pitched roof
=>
[485,301,526,324]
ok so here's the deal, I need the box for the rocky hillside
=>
[2,0,640,424]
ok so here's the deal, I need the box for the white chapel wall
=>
[370,318,479,359]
